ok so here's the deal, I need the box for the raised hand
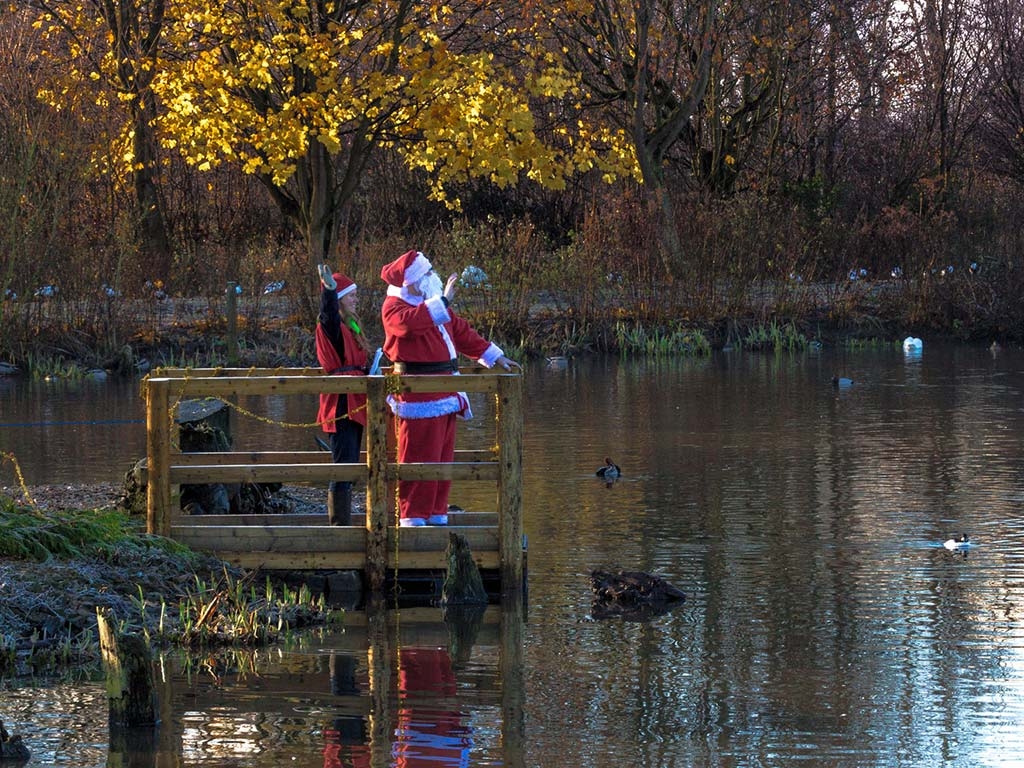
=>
[444,273,459,302]
[318,264,336,290]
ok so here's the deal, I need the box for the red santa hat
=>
[381,250,432,287]
[332,273,356,300]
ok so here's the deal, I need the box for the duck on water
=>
[944,533,970,550]
[596,458,621,480]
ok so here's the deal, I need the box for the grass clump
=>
[0,496,190,562]
[614,321,711,357]
[740,320,809,351]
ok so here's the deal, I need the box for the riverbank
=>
[2,277,1005,379]
[0,483,340,678]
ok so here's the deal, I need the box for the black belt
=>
[327,365,367,374]
[392,360,457,374]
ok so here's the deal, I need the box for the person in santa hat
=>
[316,264,372,525]
[380,249,520,526]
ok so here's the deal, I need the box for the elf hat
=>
[333,273,356,300]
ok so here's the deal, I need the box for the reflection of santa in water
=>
[380,249,519,526]
[394,646,472,767]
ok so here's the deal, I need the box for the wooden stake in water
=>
[96,608,158,729]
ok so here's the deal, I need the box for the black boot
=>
[327,485,352,526]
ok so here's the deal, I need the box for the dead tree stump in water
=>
[97,608,158,729]
[442,532,488,606]
[177,399,235,514]
[590,569,686,621]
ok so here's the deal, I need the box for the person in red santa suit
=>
[316,264,371,525]
[380,249,520,526]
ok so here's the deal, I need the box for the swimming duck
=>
[596,457,621,480]
[943,533,969,550]
[832,376,854,389]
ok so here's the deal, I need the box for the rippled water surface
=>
[3,343,1024,767]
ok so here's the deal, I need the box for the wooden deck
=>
[142,366,523,597]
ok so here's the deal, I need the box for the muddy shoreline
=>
[0,482,348,674]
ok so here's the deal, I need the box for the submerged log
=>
[442,532,488,606]
[97,608,158,728]
[590,569,686,621]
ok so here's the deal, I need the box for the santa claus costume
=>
[316,270,369,525]
[380,250,505,526]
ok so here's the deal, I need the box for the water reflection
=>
[4,346,1024,766]
[152,605,514,767]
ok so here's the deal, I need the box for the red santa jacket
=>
[381,287,502,419]
[316,321,368,430]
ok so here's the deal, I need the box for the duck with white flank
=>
[943,533,970,550]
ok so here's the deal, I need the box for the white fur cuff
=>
[426,295,451,325]
[478,343,503,368]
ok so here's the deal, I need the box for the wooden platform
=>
[142,367,524,597]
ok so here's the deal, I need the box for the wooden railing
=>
[142,367,523,595]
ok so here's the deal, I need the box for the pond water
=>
[3,343,1024,767]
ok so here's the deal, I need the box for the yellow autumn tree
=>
[153,0,638,265]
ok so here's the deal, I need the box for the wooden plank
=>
[153,376,362,398]
[169,463,367,484]
[150,372,506,399]
[387,374,501,395]
[171,514,330,526]
[170,525,368,552]
[219,551,368,571]
[394,462,499,482]
[214,549,499,571]
[152,367,327,377]
[172,524,496,552]
[175,451,333,466]
[164,460,498,486]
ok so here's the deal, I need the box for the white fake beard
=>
[417,272,444,299]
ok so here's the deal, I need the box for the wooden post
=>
[496,374,523,597]
[145,377,171,537]
[225,282,238,365]
[364,376,389,592]
[96,608,158,729]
